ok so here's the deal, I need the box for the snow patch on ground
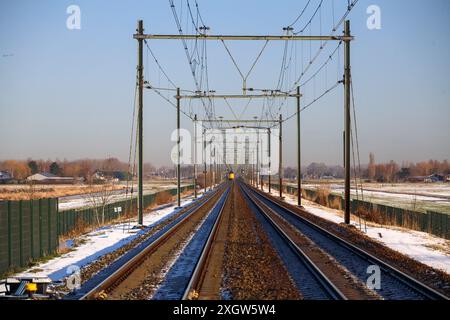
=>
[268,190,450,275]
[58,184,190,211]
[294,183,450,214]
[12,192,203,282]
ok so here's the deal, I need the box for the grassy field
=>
[0,179,192,201]
[0,184,125,201]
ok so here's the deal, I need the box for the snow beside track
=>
[268,191,450,275]
[11,192,203,282]
[58,184,189,211]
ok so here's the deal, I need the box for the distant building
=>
[26,172,75,184]
[424,174,444,183]
[410,174,444,183]
[93,170,130,182]
[0,171,13,184]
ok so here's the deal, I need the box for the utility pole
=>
[137,20,144,225]
[254,151,256,186]
[213,147,216,188]
[252,151,255,186]
[209,146,213,191]
[250,151,253,185]
[260,131,263,190]
[203,129,207,194]
[194,114,197,199]
[256,126,260,189]
[296,86,302,207]
[176,88,181,208]
[279,114,283,198]
[344,20,351,224]
[268,128,271,194]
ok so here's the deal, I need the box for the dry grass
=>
[316,185,331,206]
[329,196,342,210]
[424,243,450,255]
[355,205,382,224]
[0,184,125,201]
[155,191,174,205]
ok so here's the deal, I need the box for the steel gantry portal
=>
[134,20,353,224]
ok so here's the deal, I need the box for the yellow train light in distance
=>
[26,282,37,293]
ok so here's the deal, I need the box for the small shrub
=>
[356,205,382,224]
[155,191,173,205]
[316,185,331,206]
[329,196,342,210]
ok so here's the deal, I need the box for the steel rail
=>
[240,183,347,300]
[78,184,227,300]
[246,182,449,300]
[182,186,231,300]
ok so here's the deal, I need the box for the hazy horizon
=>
[1,0,449,167]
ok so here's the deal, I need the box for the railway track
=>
[152,186,231,299]
[182,183,233,300]
[240,183,348,300]
[240,181,449,300]
[68,183,229,300]
[64,179,448,301]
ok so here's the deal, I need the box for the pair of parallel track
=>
[71,183,230,300]
[71,179,448,300]
[239,181,448,300]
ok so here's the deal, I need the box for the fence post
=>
[19,200,23,267]
[47,199,51,254]
[30,200,34,259]
[8,201,12,268]
[56,198,60,237]
[39,199,44,257]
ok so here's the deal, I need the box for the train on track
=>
[228,171,235,180]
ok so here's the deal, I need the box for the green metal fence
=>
[271,183,449,240]
[0,198,59,275]
[0,184,194,276]
[57,185,194,237]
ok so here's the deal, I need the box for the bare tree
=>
[85,181,116,225]
[27,179,35,200]
[368,152,376,181]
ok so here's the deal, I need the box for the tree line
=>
[0,158,137,180]
[1,154,449,183]
[283,154,450,182]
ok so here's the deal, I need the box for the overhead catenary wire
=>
[221,39,270,91]
[169,0,214,124]
[144,40,178,89]
[350,73,364,203]
[272,0,358,126]
[124,75,139,233]
[293,0,324,35]
[276,80,340,127]
[286,0,312,28]
[148,2,360,143]
[144,81,194,120]
[289,0,359,92]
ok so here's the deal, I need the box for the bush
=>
[155,191,173,205]
[316,185,331,206]
[356,205,381,224]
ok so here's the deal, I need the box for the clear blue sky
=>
[1,0,449,166]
